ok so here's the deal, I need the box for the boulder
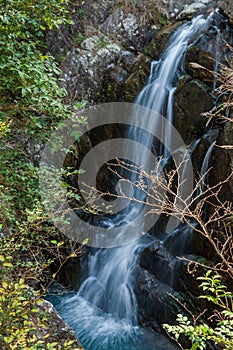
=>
[135,267,177,328]
[144,22,181,60]
[176,0,215,20]
[220,0,233,24]
[60,33,152,102]
[100,9,141,50]
[209,121,233,202]
[100,1,169,52]
[37,299,82,348]
[173,77,213,145]
[60,38,128,101]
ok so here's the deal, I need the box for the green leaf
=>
[82,238,89,245]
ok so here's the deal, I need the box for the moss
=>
[74,33,86,46]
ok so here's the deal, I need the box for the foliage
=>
[0,0,74,139]
[0,256,82,350]
[0,139,81,348]
[163,271,233,350]
[0,1,83,349]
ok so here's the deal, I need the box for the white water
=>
[130,15,208,160]
[200,140,216,188]
[213,27,221,91]
[53,15,214,350]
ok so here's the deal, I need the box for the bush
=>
[163,271,233,349]
[0,1,83,348]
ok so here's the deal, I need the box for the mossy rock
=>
[173,77,213,145]
[185,46,215,86]
[123,54,151,102]
[143,22,181,60]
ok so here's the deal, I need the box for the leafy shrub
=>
[0,1,83,349]
[163,271,233,350]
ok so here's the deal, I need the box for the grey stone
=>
[37,299,82,348]
[60,38,127,101]
[220,0,233,23]
[173,77,213,145]
[176,1,211,20]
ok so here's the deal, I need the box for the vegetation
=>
[0,0,83,348]
[0,0,74,138]
[163,271,233,349]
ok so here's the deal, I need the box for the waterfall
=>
[200,140,216,188]
[213,27,221,91]
[51,14,214,350]
[130,15,207,160]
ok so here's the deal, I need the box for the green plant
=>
[97,37,110,49]
[0,0,74,140]
[74,33,86,46]
[0,1,84,348]
[163,271,233,349]
[0,256,82,349]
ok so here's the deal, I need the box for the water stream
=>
[48,14,218,350]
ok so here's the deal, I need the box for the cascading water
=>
[201,141,217,181]
[131,15,208,159]
[48,14,217,350]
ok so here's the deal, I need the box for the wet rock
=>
[185,46,216,86]
[123,54,151,102]
[135,263,208,330]
[37,299,82,348]
[185,10,233,81]
[191,128,219,174]
[173,77,213,145]
[140,235,213,291]
[144,22,181,60]
[209,121,233,202]
[140,241,174,287]
[135,267,177,327]
[138,244,214,327]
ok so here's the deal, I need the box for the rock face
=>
[45,0,232,107]
[60,37,151,102]
[38,299,82,348]
[60,38,127,101]
[100,9,148,51]
[135,267,176,330]
[209,121,233,202]
[174,78,213,145]
[220,0,233,24]
[45,0,233,339]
